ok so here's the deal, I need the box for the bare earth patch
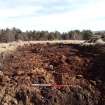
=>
[0,41,105,105]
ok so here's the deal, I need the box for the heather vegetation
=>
[0,43,105,105]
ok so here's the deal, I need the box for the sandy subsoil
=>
[0,43,105,105]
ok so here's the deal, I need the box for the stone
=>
[0,71,3,77]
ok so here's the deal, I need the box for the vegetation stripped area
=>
[0,42,105,105]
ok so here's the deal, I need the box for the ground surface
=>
[0,42,105,105]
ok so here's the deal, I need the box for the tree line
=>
[0,27,102,43]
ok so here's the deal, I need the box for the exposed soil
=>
[0,43,105,105]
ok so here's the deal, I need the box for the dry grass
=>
[0,40,84,53]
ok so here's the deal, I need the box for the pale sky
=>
[0,0,105,32]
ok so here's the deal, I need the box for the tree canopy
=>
[0,28,99,43]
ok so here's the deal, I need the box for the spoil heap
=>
[0,43,105,105]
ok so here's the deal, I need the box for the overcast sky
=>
[0,0,105,32]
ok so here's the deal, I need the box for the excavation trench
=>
[0,43,105,105]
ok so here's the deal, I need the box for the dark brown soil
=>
[0,43,105,105]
